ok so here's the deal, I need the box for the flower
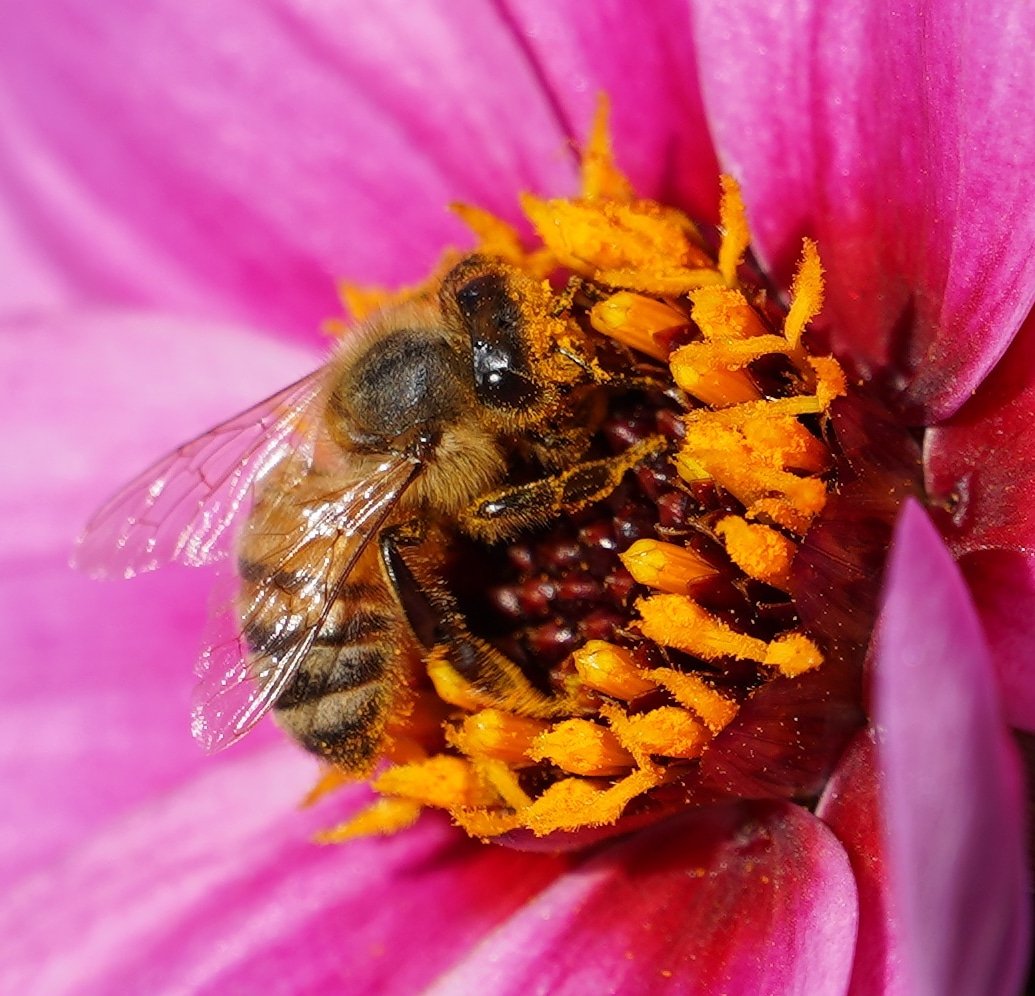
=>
[1,0,1033,992]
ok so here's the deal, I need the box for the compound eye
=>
[457,274,537,410]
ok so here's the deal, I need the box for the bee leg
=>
[379,522,569,719]
[461,433,670,544]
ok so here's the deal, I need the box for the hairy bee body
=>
[74,254,646,769]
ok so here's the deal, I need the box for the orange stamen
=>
[620,539,720,594]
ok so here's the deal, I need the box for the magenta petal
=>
[428,801,858,994]
[0,1,581,337]
[0,0,715,340]
[817,728,906,995]
[0,748,569,994]
[0,310,314,884]
[925,310,1035,556]
[956,549,1035,733]
[873,502,1030,994]
[693,0,1035,420]
[501,0,719,217]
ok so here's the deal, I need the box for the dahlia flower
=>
[1,0,1032,992]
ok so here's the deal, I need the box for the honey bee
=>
[74,255,667,773]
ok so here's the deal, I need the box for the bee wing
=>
[190,453,421,752]
[72,370,327,579]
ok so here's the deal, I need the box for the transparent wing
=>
[190,453,421,752]
[72,369,327,579]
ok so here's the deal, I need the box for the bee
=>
[74,255,667,773]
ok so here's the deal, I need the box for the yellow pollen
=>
[474,757,534,811]
[520,194,712,285]
[373,755,499,810]
[581,95,637,203]
[650,670,739,733]
[315,798,423,843]
[450,709,550,765]
[451,203,527,264]
[636,594,770,662]
[689,285,768,340]
[715,515,796,590]
[528,719,635,776]
[784,239,825,348]
[589,292,687,361]
[572,640,658,699]
[603,704,711,759]
[763,632,824,677]
[425,647,491,712]
[717,175,750,286]
[620,539,721,594]
[519,768,662,836]
[668,339,765,407]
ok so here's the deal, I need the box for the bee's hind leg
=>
[379,522,570,719]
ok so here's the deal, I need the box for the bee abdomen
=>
[272,601,399,771]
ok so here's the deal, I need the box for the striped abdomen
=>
[237,538,406,773]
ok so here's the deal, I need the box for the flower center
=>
[315,102,921,844]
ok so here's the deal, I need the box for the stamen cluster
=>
[321,106,850,842]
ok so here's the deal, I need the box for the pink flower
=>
[1,0,1032,991]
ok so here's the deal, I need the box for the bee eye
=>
[456,274,536,410]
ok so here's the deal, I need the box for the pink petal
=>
[0,309,315,883]
[956,550,1035,732]
[428,801,858,994]
[1,2,713,339]
[692,0,1035,420]
[817,728,906,995]
[873,501,1030,994]
[501,0,719,217]
[925,312,1035,728]
[0,1,574,338]
[925,309,1035,556]
[0,748,569,994]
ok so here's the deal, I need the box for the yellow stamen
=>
[315,798,422,843]
[521,767,662,836]
[668,339,767,407]
[593,267,725,295]
[689,285,768,340]
[572,640,658,700]
[302,764,352,807]
[521,194,713,283]
[604,704,711,759]
[374,755,499,810]
[784,239,825,348]
[450,709,550,766]
[589,292,687,361]
[620,539,720,594]
[529,719,635,776]
[425,645,509,713]
[715,515,796,590]
[451,202,528,264]
[581,95,636,203]
[475,757,534,810]
[650,670,739,733]
[718,175,750,286]
[809,354,848,407]
[636,593,770,662]
[763,632,824,677]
